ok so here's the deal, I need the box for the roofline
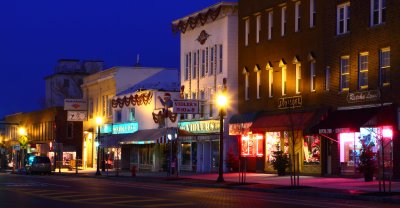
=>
[172,2,237,24]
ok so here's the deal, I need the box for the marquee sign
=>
[278,96,302,109]
[178,120,220,134]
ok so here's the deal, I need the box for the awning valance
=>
[250,111,320,133]
[119,128,169,145]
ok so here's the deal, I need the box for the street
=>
[0,173,398,208]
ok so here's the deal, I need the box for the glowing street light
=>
[95,117,103,176]
[216,92,227,183]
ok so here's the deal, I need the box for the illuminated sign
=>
[229,122,252,135]
[100,124,112,134]
[347,90,380,103]
[178,120,220,133]
[278,96,302,109]
[112,122,139,134]
[241,133,264,157]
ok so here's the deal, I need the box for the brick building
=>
[236,0,400,178]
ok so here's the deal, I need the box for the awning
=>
[229,112,261,135]
[310,107,378,134]
[119,128,169,145]
[250,111,320,133]
[99,134,126,148]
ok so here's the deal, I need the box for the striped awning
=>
[119,128,170,145]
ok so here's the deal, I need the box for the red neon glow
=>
[240,133,264,157]
[382,126,393,139]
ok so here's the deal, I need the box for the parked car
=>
[26,156,52,175]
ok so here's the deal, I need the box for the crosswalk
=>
[4,187,195,207]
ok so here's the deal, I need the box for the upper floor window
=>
[219,45,223,73]
[358,52,369,89]
[295,1,301,32]
[115,109,122,123]
[310,61,316,92]
[201,50,206,77]
[268,11,273,40]
[310,0,316,27]
[210,47,215,75]
[380,47,390,86]
[281,6,287,36]
[295,62,302,94]
[268,68,274,97]
[256,68,261,99]
[337,2,350,35]
[282,66,287,95]
[184,54,189,80]
[371,0,386,26]
[256,15,261,43]
[193,52,197,79]
[245,18,250,46]
[340,56,350,91]
[205,47,209,74]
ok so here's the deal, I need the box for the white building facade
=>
[172,2,238,173]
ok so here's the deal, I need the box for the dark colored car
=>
[26,156,52,175]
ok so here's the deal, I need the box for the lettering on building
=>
[278,96,302,109]
[347,90,380,103]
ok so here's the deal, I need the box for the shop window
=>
[241,134,264,157]
[303,136,321,164]
[266,132,281,163]
[181,142,191,166]
[139,144,154,165]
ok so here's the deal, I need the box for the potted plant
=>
[271,145,289,176]
[358,141,376,182]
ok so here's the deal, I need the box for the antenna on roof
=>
[135,54,141,67]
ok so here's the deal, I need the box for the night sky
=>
[0,0,230,118]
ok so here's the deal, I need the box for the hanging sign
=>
[67,111,88,121]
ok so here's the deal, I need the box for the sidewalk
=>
[13,168,400,204]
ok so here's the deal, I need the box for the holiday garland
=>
[172,6,221,34]
[112,91,153,108]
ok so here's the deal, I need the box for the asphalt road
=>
[0,173,398,208]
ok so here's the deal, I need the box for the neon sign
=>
[112,122,139,134]
[241,133,264,157]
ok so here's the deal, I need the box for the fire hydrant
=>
[131,165,136,177]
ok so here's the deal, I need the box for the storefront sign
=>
[173,99,199,114]
[178,120,220,133]
[64,99,87,111]
[100,124,112,134]
[241,134,264,157]
[112,122,139,134]
[229,122,252,135]
[67,111,88,121]
[278,96,302,109]
[347,90,380,103]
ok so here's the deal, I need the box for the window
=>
[209,89,214,117]
[200,91,205,118]
[337,3,350,35]
[295,1,301,32]
[282,66,287,95]
[325,67,330,91]
[245,73,249,100]
[310,0,316,27]
[188,52,192,79]
[63,79,70,88]
[256,15,261,43]
[107,96,112,117]
[185,54,189,80]
[205,47,209,74]
[304,136,321,164]
[358,52,369,89]
[201,50,205,77]
[245,18,249,46]
[268,11,273,40]
[219,45,223,73]
[380,48,390,86]
[67,122,73,138]
[192,92,197,118]
[340,56,350,91]
[256,70,261,99]
[371,0,386,26]
[129,108,135,121]
[268,68,274,97]
[115,110,122,123]
[295,63,301,94]
[210,47,214,76]
[281,6,287,36]
[311,61,316,92]
[193,52,197,79]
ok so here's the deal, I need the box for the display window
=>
[339,128,378,167]
[265,132,280,163]
[241,133,264,157]
[303,136,321,164]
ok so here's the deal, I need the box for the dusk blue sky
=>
[0,0,232,118]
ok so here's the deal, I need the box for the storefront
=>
[177,120,221,173]
[313,105,396,176]
[251,110,324,175]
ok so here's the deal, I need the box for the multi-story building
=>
[45,59,103,108]
[173,2,238,173]
[81,66,178,168]
[237,0,400,178]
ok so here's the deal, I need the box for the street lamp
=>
[95,117,103,176]
[18,127,28,170]
[216,93,227,182]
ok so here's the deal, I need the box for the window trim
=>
[340,56,350,91]
[370,0,386,26]
[245,18,250,46]
[256,15,261,43]
[268,10,273,40]
[281,6,287,37]
[358,52,369,90]
[310,0,316,28]
[379,47,390,87]
[310,61,316,92]
[295,1,301,32]
[337,2,350,35]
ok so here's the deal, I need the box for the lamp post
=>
[216,93,227,183]
[95,117,103,176]
[18,127,28,170]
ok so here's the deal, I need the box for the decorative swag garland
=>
[172,6,221,34]
[111,91,153,108]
